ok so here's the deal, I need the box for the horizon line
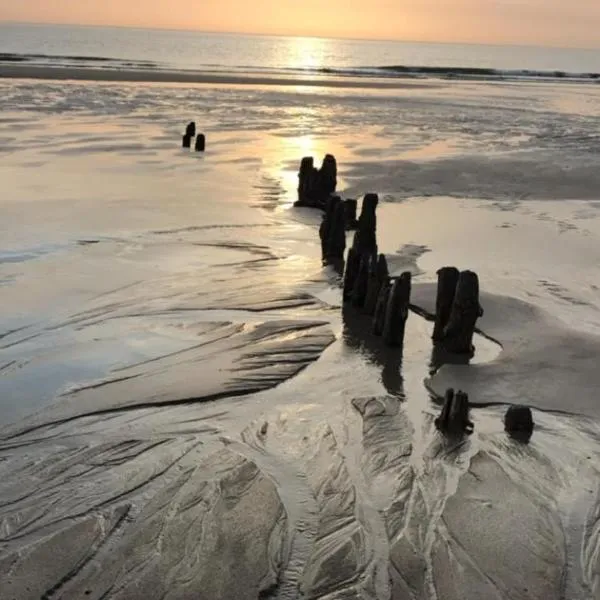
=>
[2,20,600,52]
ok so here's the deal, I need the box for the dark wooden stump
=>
[186,121,196,138]
[354,193,378,256]
[182,134,192,148]
[441,270,483,355]
[372,278,391,335]
[343,247,360,301]
[352,253,372,308]
[432,266,460,341]
[319,154,337,197]
[195,134,206,152]
[382,272,411,346]
[319,195,341,260]
[327,201,347,262]
[435,388,474,434]
[363,254,389,316]
[504,405,534,442]
[296,154,337,208]
[343,199,358,230]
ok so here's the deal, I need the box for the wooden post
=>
[327,201,347,262]
[382,271,411,346]
[504,405,534,442]
[372,278,391,335]
[319,195,341,260]
[441,270,483,355]
[354,193,378,257]
[195,134,206,152]
[319,154,337,198]
[343,199,358,230]
[343,247,360,302]
[182,134,192,148]
[352,253,372,308]
[432,266,460,341]
[363,254,389,316]
[186,121,196,138]
[296,156,314,205]
[435,388,474,434]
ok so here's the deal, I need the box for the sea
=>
[1,22,600,82]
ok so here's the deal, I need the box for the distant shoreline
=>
[0,64,435,89]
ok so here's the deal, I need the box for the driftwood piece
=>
[441,270,483,355]
[195,134,206,152]
[504,405,534,442]
[343,199,358,230]
[432,266,460,341]
[363,254,389,316]
[352,253,372,308]
[435,388,474,434]
[343,247,360,302]
[382,272,411,347]
[372,278,391,335]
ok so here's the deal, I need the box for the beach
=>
[1,63,600,600]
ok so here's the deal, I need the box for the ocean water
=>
[1,22,600,81]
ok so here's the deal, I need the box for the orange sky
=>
[1,0,600,47]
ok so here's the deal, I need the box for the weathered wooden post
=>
[319,154,337,199]
[382,272,412,346]
[441,270,483,355]
[186,122,196,138]
[319,195,340,260]
[343,247,360,301]
[372,278,391,335]
[296,156,314,205]
[432,266,460,341]
[363,254,389,316]
[195,133,206,152]
[327,201,347,263]
[182,134,192,148]
[354,193,378,257]
[435,388,474,434]
[343,199,358,230]
[504,405,534,442]
[352,253,372,308]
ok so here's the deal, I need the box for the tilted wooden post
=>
[432,266,460,341]
[382,271,411,346]
[441,270,483,355]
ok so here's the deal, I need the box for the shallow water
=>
[1,78,600,599]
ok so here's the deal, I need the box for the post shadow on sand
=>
[342,303,405,398]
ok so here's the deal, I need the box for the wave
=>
[1,51,599,84]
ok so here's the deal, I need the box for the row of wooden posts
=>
[297,153,535,441]
[182,122,206,152]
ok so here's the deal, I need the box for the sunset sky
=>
[1,0,599,47]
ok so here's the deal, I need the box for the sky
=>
[1,0,599,48]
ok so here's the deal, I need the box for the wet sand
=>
[1,78,600,599]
